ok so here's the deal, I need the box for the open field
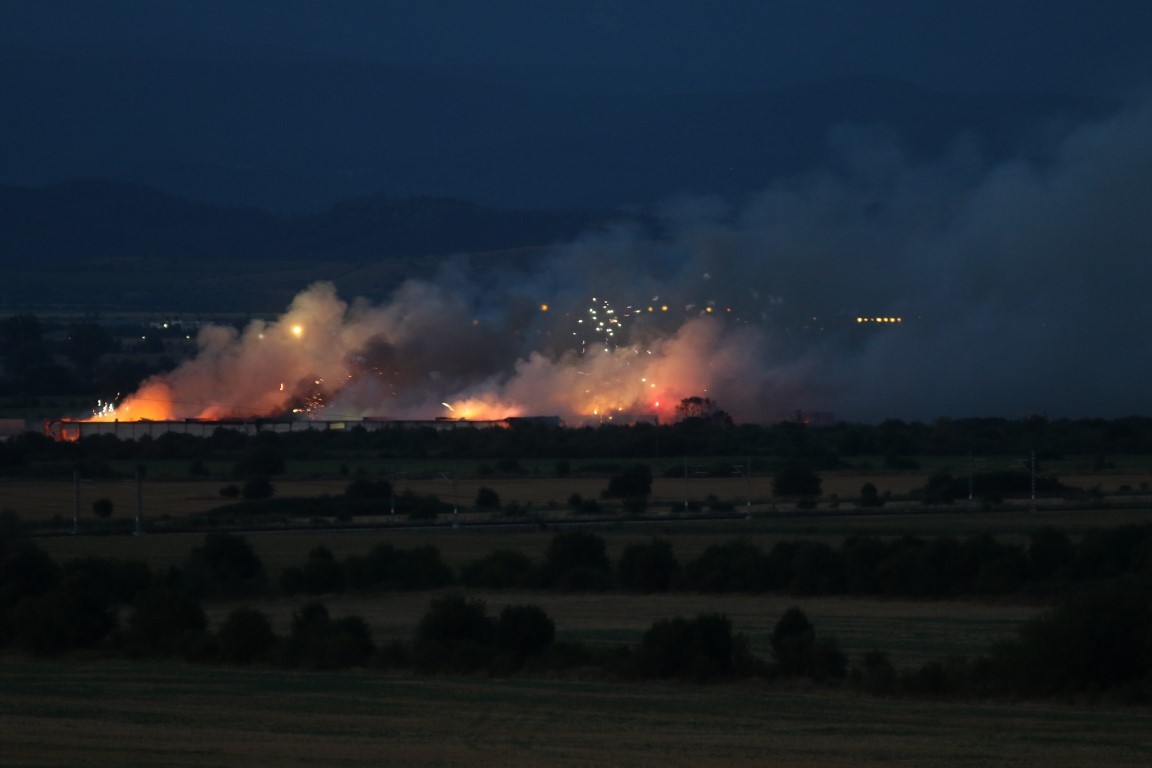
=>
[11,490,1152,766]
[4,660,1151,768]
[9,467,1152,526]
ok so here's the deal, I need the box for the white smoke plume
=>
[100,96,1152,424]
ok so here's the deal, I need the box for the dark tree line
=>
[4,515,1151,700]
[9,415,1152,481]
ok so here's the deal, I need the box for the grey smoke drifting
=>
[104,97,1152,424]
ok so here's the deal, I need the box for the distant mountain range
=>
[0,47,1107,212]
[0,181,635,313]
[0,180,629,266]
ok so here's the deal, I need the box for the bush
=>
[639,613,739,680]
[853,649,896,695]
[617,538,679,592]
[858,483,883,508]
[298,546,345,594]
[474,486,501,510]
[685,539,771,592]
[241,475,274,500]
[770,606,815,676]
[542,531,613,591]
[9,577,117,656]
[772,466,822,498]
[496,604,555,660]
[62,556,152,604]
[182,532,264,597]
[287,601,374,670]
[217,606,276,664]
[990,585,1152,697]
[414,594,496,672]
[1028,526,1075,580]
[344,476,393,501]
[127,586,207,655]
[460,549,534,589]
[605,464,653,499]
[343,544,453,591]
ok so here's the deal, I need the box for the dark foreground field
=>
[4,660,1151,767]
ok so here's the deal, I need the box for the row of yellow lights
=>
[856,317,903,323]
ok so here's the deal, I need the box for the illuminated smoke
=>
[95,96,1152,424]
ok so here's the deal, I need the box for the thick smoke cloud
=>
[102,97,1152,424]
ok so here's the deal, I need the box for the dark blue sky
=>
[5,2,1152,419]
[5,0,1152,95]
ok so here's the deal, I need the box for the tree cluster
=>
[5,514,1152,700]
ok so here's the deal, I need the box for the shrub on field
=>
[858,482,884,508]
[567,493,602,515]
[788,541,844,595]
[771,465,822,498]
[1,515,60,606]
[9,576,117,656]
[181,532,264,598]
[459,549,535,589]
[769,606,846,681]
[474,486,501,510]
[241,475,274,500]
[127,586,207,655]
[684,539,772,593]
[604,464,653,499]
[287,601,375,670]
[1066,524,1152,581]
[1028,526,1075,580]
[343,543,453,591]
[617,538,679,593]
[496,604,555,660]
[639,613,744,680]
[62,555,152,604]
[280,546,344,595]
[542,530,614,591]
[852,649,897,696]
[413,593,496,672]
[344,476,393,500]
[217,606,276,665]
[394,490,453,520]
[985,585,1152,698]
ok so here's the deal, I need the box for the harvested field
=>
[3,660,1151,767]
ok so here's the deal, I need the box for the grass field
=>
[4,660,1151,767]
[10,467,1152,528]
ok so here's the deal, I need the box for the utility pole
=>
[732,458,752,518]
[967,450,974,505]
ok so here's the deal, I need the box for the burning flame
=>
[79,279,763,427]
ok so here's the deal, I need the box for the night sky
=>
[5,2,1152,422]
[6,0,1152,94]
